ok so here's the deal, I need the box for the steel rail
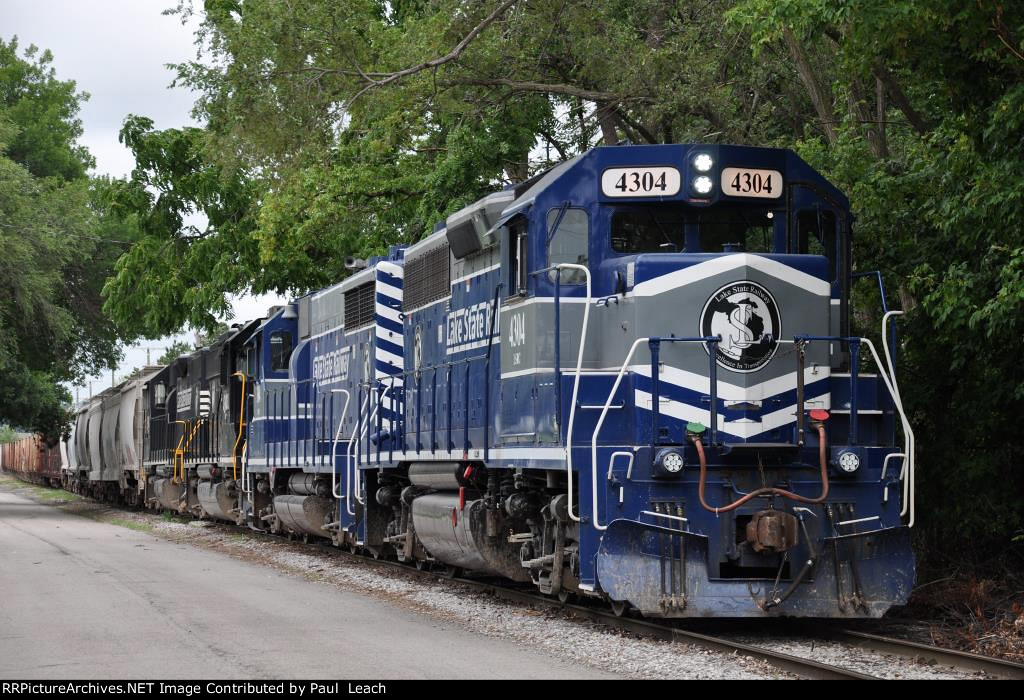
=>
[816,627,1024,680]
[465,583,875,680]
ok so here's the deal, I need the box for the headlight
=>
[837,451,860,474]
[693,153,713,172]
[692,175,713,195]
[654,449,685,477]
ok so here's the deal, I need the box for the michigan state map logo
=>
[700,281,780,372]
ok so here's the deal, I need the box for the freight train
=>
[2,143,916,618]
[0,434,63,487]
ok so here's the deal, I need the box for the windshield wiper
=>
[650,213,679,252]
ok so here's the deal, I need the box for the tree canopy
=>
[0,38,131,437]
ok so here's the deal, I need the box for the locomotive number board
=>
[601,166,681,197]
[721,167,783,199]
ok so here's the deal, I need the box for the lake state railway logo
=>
[700,281,780,372]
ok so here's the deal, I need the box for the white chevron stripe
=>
[632,364,830,402]
[632,254,831,297]
[634,389,830,439]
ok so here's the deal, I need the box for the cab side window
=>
[507,218,529,296]
[546,208,588,284]
[269,331,293,372]
[797,209,838,282]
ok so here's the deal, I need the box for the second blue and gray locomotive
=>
[65,142,916,618]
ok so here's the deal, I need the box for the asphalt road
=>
[0,489,611,680]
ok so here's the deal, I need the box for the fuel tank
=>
[197,480,239,523]
[411,494,530,581]
[273,494,333,539]
[407,462,468,490]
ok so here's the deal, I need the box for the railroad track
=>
[309,542,1024,680]
[809,627,1024,680]
[11,476,1023,680]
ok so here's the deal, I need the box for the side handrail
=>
[230,372,246,481]
[352,383,391,506]
[329,388,351,499]
[862,336,915,527]
[881,310,913,519]
[346,391,371,516]
[172,420,188,483]
[528,263,592,524]
[240,440,251,496]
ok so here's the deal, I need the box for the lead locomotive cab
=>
[451,143,914,617]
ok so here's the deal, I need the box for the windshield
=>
[611,206,777,254]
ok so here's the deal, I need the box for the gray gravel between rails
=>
[0,478,994,680]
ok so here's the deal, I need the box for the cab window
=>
[697,208,774,253]
[611,208,684,253]
[547,208,588,283]
[507,218,529,297]
[796,209,838,281]
[269,331,292,372]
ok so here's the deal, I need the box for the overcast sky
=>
[3,0,286,402]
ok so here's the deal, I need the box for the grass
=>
[109,518,153,533]
[0,471,79,502]
[33,487,79,502]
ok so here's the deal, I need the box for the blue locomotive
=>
[66,143,916,618]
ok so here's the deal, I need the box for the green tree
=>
[0,38,93,179]
[101,116,261,338]
[0,425,17,444]
[157,339,194,366]
[728,0,1024,567]
[0,39,133,437]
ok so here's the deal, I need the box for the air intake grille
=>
[403,243,451,311]
[343,281,376,330]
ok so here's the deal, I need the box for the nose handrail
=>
[792,333,915,527]
[590,335,719,531]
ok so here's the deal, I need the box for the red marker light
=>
[809,409,830,422]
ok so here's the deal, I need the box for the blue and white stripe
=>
[374,261,404,431]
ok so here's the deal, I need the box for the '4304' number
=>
[601,167,681,198]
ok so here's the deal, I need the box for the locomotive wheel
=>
[557,589,573,604]
[366,545,383,560]
[609,600,629,617]
[414,559,429,571]
[441,565,462,579]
